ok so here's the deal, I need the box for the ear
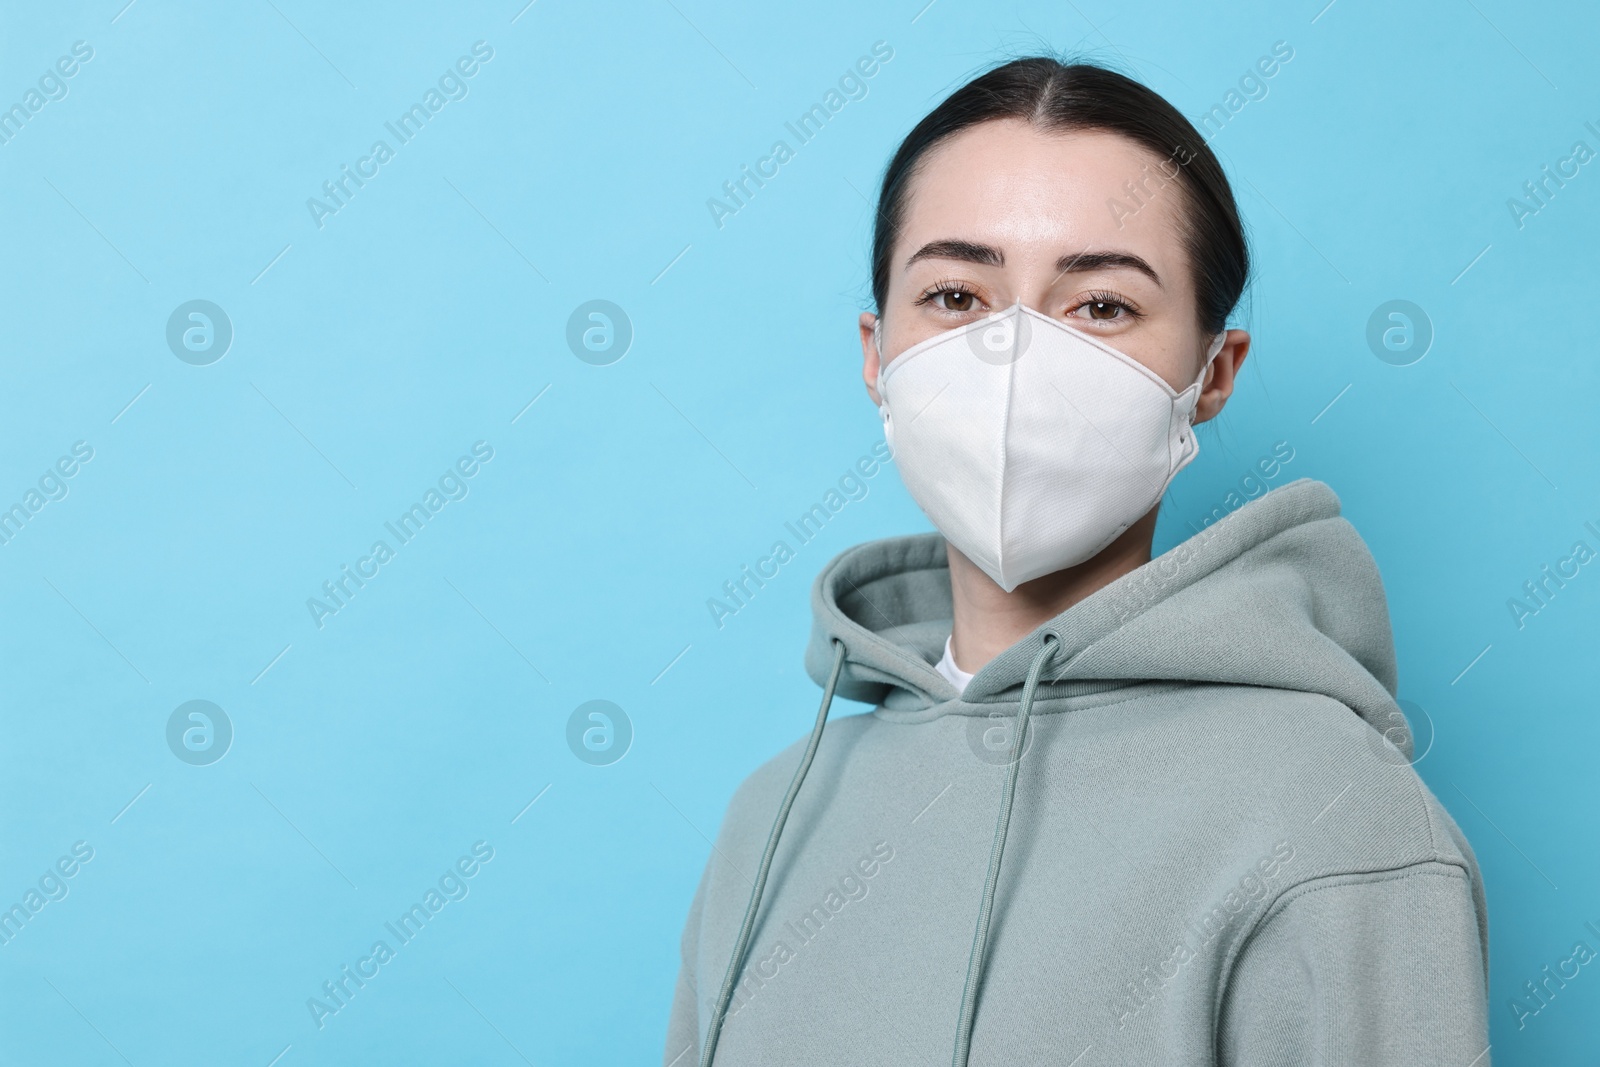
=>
[860,311,883,406]
[1193,329,1250,425]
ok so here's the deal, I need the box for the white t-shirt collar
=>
[935,634,974,694]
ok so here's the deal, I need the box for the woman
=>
[665,57,1489,1066]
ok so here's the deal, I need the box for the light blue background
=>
[0,0,1595,1063]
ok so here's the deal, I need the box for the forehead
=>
[895,120,1187,272]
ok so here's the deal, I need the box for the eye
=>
[1068,290,1142,323]
[914,281,985,315]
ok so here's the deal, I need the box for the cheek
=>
[877,297,956,362]
[881,315,973,370]
[1119,325,1205,393]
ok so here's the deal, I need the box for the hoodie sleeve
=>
[1218,861,1490,1066]
[663,860,711,1067]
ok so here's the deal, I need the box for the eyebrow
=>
[904,240,1163,287]
[904,239,1002,269]
[1055,249,1163,287]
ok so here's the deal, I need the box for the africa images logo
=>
[305,42,494,230]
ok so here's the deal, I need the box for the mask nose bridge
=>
[875,299,1034,358]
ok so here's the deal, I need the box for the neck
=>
[946,506,1160,674]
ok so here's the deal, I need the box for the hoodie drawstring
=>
[952,633,1059,1067]
[699,636,848,1067]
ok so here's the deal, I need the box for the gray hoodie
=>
[665,478,1490,1066]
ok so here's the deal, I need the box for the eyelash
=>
[912,281,1144,320]
[912,279,979,310]
[1073,290,1144,320]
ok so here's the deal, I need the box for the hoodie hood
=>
[803,477,1406,755]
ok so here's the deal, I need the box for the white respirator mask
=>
[875,301,1226,592]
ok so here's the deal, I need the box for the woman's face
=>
[861,120,1247,423]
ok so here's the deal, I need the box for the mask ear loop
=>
[1175,330,1229,454]
[873,318,896,452]
[1182,330,1228,407]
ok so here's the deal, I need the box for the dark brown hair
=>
[871,57,1249,335]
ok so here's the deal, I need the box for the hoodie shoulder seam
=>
[1255,859,1473,923]
[1213,858,1475,1039]
[1259,859,1476,938]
